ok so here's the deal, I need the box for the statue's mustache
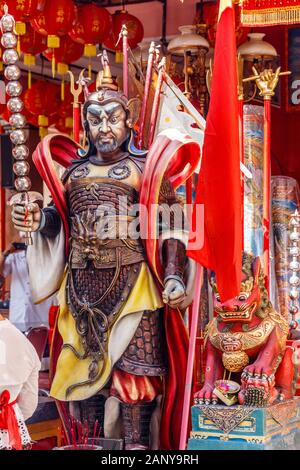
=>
[97,133,115,140]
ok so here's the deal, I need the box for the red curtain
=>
[241,0,300,26]
[187,2,242,302]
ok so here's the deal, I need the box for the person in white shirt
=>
[0,239,56,332]
[0,314,40,449]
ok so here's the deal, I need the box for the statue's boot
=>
[121,400,156,450]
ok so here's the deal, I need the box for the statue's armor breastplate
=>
[67,156,146,270]
[65,157,147,359]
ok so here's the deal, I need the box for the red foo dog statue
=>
[195,252,296,408]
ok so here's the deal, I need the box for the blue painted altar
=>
[188,398,300,450]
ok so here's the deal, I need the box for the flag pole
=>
[185,176,194,332]
[237,55,244,251]
[262,96,271,292]
[183,0,243,448]
[243,66,291,292]
[148,58,166,148]
[121,25,129,98]
[137,41,156,149]
[68,70,84,144]
[179,263,203,450]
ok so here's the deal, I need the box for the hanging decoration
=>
[0,0,39,35]
[20,22,47,88]
[241,0,300,26]
[23,80,61,137]
[23,106,38,127]
[288,210,300,330]
[54,84,73,137]
[30,0,76,77]
[69,4,111,78]
[0,4,43,246]
[272,176,300,320]
[104,10,144,63]
[58,84,75,116]
[43,36,84,100]
[54,115,73,136]
[0,0,39,56]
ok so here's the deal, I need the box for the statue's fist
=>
[162,278,186,308]
[11,203,42,232]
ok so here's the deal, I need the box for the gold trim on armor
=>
[66,176,138,193]
[205,308,289,373]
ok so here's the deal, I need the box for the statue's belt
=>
[70,238,146,269]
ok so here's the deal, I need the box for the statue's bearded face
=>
[86,102,129,154]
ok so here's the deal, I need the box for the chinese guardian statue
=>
[11,59,200,450]
[195,252,295,408]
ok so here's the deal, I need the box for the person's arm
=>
[0,246,14,278]
[17,355,40,421]
[0,245,16,289]
[0,253,7,280]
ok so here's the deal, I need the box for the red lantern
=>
[58,85,74,117]
[53,86,74,136]
[24,108,56,128]
[23,80,60,118]
[20,23,47,56]
[103,10,144,52]
[54,115,73,135]
[0,0,40,35]
[19,24,47,89]
[22,108,38,127]
[24,80,61,137]
[69,4,111,47]
[0,0,39,22]
[42,35,84,65]
[43,37,84,100]
[31,0,76,77]
[203,1,249,47]
[69,4,111,77]
[31,0,76,39]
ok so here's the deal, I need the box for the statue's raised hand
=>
[252,66,281,98]
[11,203,42,232]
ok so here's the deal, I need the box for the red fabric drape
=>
[187,3,242,302]
[139,133,200,449]
[0,390,22,450]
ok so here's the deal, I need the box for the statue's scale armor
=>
[64,155,167,377]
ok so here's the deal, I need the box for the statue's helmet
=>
[82,58,129,118]
[81,51,141,158]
